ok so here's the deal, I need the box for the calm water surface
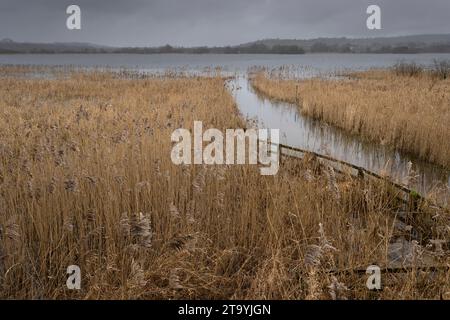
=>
[2,53,450,75]
[230,76,449,202]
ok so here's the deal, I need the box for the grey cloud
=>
[1,0,449,46]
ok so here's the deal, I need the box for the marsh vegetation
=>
[251,64,450,168]
[0,66,448,299]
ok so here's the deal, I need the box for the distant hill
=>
[2,34,450,54]
[241,34,450,53]
[0,39,111,53]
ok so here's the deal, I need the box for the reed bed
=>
[252,69,450,168]
[0,66,448,299]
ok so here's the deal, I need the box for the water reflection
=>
[230,76,450,203]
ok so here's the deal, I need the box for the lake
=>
[2,53,450,75]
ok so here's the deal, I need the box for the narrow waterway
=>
[229,76,450,203]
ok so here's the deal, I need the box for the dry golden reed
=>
[252,70,450,168]
[0,66,448,299]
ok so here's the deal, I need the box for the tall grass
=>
[431,59,450,80]
[393,61,423,77]
[0,66,448,299]
[393,60,450,79]
[252,70,450,168]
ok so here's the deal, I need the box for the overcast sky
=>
[1,0,449,46]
